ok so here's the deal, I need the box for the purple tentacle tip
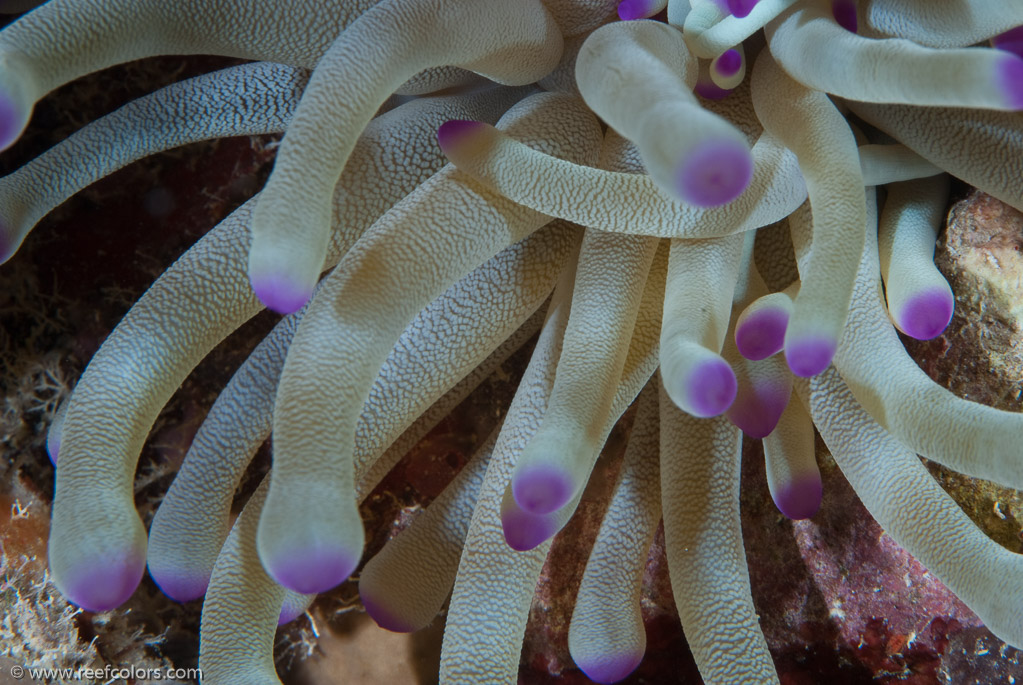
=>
[726,381,790,438]
[695,80,734,100]
[997,54,1023,110]
[676,138,753,207]
[45,435,59,465]
[831,0,857,33]
[278,601,307,626]
[436,119,485,152]
[268,546,356,595]
[896,289,953,340]
[715,49,743,77]
[735,308,789,360]
[993,26,1023,60]
[686,357,737,418]
[774,473,822,520]
[249,273,312,314]
[617,0,648,20]
[61,554,145,612]
[577,650,644,684]
[151,566,209,603]
[0,89,23,152]
[501,503,557,551]
[785,336,836,378]
[361,589,415,633]
[512,464,573,515]
[726,0,758,19]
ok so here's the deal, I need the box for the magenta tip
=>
[715,49,743,78]
[773,473,823,520]
[436,119,485,152]
[676,138,753,207]
[727,0,758,18]
[831,0,857,33]
[694,80,734,100]
[992,26,1023,60]
[576,649,644,684]
[735,308,789,361]
[249,273,312,314]
[0,89,24,152]
[785,336,836,378]
[512,464,573,515]
[896,289,953,340]
[60,553,145,612]
[686,357,738,418]
[361,589,415,633]
[725,381,790,439]
[150,566,209,603]
[617,0,650,20]
[268,545,356,595]
[997,54,1023,110]
[501,504,557,551]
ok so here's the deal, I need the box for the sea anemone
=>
[1,0,1023,683]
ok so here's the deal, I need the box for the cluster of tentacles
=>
[2,0,1023,682]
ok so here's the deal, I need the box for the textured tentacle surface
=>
[246,0,564,313]
[48,88,518,611]
[659,380,779,684]
[198,478,285,685]
[752,50,864,377]
[0,61,308,263]
[568,380,661,684]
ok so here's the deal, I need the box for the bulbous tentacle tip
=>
[735,308,789,361]
[617,0,653,21]
[149,565,209,603]
[686,356,738,418]
[359,587,417,633]
[248,272,313,315]
[278,597,308,626]
[44,434,59,466]
[992,26,1023,60]
[694,80,734,100]
[831,0,857,33]
[894,288,954,341]
[997,54,1023,110]
[55,551,146,612]
[726,0,758,18]
[575,649,644,684]
[436,119,486,155]
[715,49,743,78]
[773,473,823,520]
[263,544,358,595]
[785,336,836,378]
[726,381,790,438]
[501,501,558,551]
[512,463,573,515]
[0,84,27,152]
[675,138,753,207]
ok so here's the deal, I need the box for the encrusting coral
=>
[1,0,1023,683]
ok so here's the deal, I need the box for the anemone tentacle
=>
[4,0,1023,681]
[511,227,657,516]
[246,0,564,313]
[0,61,308,263]
[798,366,1023,649]
[198,478,285,685]
[877,175,954,341]
[857,143,942,187]
[48,88,522,612]
[659,380,778,684]
[766,3,1023,111]
[751,50,864,377]
[847,99,1023,212]
[568,380,661,685]
[762,385,820,519]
